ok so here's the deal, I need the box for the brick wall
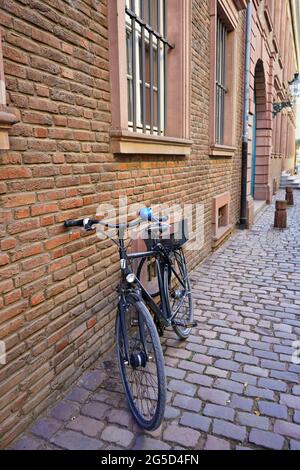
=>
[0,0,245,447]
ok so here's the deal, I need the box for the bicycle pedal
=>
[173,319,198,328]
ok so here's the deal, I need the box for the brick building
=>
[0,0,298,446]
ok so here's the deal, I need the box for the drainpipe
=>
[240,1,252,230]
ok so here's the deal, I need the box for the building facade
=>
[0,0,298,446]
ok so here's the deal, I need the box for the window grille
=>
[125,0,174,135]
[216,16,228,144]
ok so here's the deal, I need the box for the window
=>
[108,0,191,156]
[125,0,172,135]
[215,17,228,145]
[209,1,247,156]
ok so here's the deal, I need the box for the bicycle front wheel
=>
[164,248,193,340]
[115,300,166,430]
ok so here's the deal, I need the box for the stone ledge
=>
[110,129,192,156]
[0,106,19,150]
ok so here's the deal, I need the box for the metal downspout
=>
[240,1,252,229]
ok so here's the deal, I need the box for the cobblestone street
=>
[11,191,300,451]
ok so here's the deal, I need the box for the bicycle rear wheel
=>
[164,248,193,340]
[115,299,166,430]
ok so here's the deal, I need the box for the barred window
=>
[215,16,228,145]
[125,0,173,135]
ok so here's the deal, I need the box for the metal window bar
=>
[216,17,227,144]
[157,0,161,134]
[125,3,174,135]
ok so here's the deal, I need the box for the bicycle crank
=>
[172,319,198,329]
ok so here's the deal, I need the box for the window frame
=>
[0,33,18,150]
[108,0,192,156]
[209,0,245,157]
[125,0,166,136]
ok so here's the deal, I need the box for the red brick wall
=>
[0,0,245,446]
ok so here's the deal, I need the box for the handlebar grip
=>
[64,219,84,228]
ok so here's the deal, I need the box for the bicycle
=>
[64,208,196,430]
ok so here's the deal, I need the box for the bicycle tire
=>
[115,299,166,430]
[164,248,193,340]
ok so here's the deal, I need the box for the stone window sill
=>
[0,107,19,150]
[110,130,192,156]
[209,144,236,158]
[212,224,233,249]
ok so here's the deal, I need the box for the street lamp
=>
[273,73,300,117]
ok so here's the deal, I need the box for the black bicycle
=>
[64,208,196,430]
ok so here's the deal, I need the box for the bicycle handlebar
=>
[64,210,169,231]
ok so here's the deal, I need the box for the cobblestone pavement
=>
[11,191,300,450]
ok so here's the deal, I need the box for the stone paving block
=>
[220,334,246,345]
[81,401,110,421]
[178,360,205,374]
[290,440,300,450]
[66,415,104,437]
[133,436,171,450]
[234,353,259,366]
[214,378,244,394]
[292,385,300,395]
[79,370,106,391]
[51,430,103,450]
[163,424,200,448]
[230,372,257,386]
[260,359,286,371]
[180,412,211,432]
[249,429,284,450]
[229,344,252,354]
[274,420,300,439]
[165,365,186,379]
[198,387,230,406]
[270,370,299,383]
[205,367,228,378]
[49,401,79,422]
[192,353,214,365]
[11,436,43,450]
[186,373,214,387]
[164,406,180,420]
[165,347,191,360]
[245,386,275,401]
[204,339,227,349]
[258,401,288,419]
[214,359,240,372]
[31,417,62,440]
[229,394,253,412]
[207,348,233,359]
[66,387,90,404]
[213,419,246,442]
[257,378,287,392]
[237,412,270,430]
[173,395,202,412]
[293,410,300,424]
[280,394,300,410]
[107,409,133,427]
[203,404,235,422]
[168,379,196,397]
[102,425,135,448]
[243,365,268,378]
[204,435,231,450]
[253,350,278,361]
